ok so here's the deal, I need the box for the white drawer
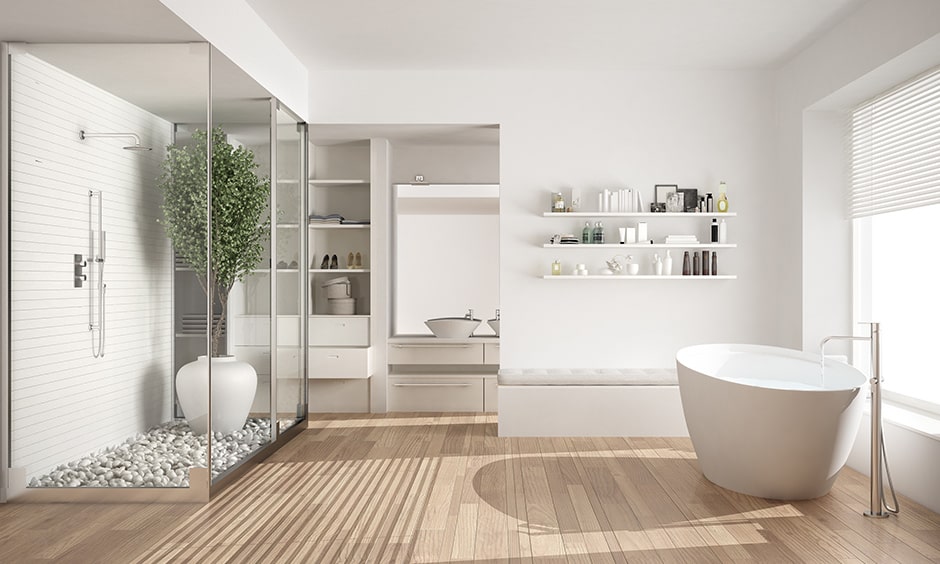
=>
[309,316,370,346]
[233,346,301,379]
[387,342,484,365]
[483,343,500,365]
[308,347,373,379]
[388,376,483,412]
[231,316,301,346]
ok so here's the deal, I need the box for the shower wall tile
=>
[9,53,175,480]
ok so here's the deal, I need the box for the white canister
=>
[321,276,351,299]
[327,297,356,315]
[637,222,648,242]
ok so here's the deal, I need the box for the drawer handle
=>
[391,344,472,349]
[392,383,471,388]
[327,355,340,359]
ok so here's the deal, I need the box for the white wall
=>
[775,0,940,512]
[9,53,174,479]
[311,69,778,369]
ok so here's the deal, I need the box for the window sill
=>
[871,399,940,441]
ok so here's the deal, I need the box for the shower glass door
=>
[274,104,307,431]
[208,46,277,484]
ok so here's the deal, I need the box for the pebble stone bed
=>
[29,417,296,488]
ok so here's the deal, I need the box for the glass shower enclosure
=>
[1,41,307,501]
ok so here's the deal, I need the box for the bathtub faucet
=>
[820,322,889,519]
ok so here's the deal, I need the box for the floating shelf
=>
[276,223,301,229]
[543,243,737,249]
[308,314,371,318]
[542,212,737,218]
[308,179,369,186]
[250,268,301,274]
[307,224,371,229]
[309,268,371,274]
[542,275,737,280]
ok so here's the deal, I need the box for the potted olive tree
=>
[159,127,270,435]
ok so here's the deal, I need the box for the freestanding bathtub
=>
[676,343,867,500]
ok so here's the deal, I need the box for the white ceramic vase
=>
[176,355,257,436]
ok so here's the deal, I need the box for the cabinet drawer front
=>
[388,377,483,412]
[483,343,500,365]
[309,347,372,379]
[309,317,370,346]
[387,343,484,364]
[232,317,300,346]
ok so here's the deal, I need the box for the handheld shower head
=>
[80,130,152,151]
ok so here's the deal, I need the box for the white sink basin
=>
[425,317,481,339]
[487,319,499,336]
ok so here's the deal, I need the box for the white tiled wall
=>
[9,53,174,479]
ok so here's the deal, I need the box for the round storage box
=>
[327,297,356,315]
[321,276,351,299]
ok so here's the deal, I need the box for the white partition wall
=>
[8,52,174,481]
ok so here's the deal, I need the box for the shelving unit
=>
[305,140,375,411]
[542,208,738,278]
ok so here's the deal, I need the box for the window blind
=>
[848,66,940,218]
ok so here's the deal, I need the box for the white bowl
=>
[425,317,481,338]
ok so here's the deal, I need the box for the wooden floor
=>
[2,413,940,563]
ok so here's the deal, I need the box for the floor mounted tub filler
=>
[676,344,867,500]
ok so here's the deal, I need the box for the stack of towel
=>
[308,213,344,224]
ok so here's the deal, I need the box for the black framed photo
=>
[679,188,698,212]
[654,184,678,205]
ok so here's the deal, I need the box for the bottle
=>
[582,222,592,244]
[593,221,605,244]
[702,250,710,275]
[710,218,719,243]
[711,252,718,275]
[717,181,729,212]
[551,260,561,276]
[654,255,663,276]
[663,250,673,276]
[682,251,691,275]
[552,191,565,212]
[693,252,701,275]
[706,193,714,212]
[718,218,728,243]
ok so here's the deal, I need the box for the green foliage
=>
[158,127,270,356]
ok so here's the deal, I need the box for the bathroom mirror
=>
[390,127,500,335]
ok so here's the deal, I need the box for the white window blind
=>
[848,66,940,218]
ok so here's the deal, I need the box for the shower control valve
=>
[74,253,87,288]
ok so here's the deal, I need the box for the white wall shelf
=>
[307,224,370,229]
[542,212,737,218]
[308,179,368,186]
[543,243,737,249]
[542,275,737,280]
[310,269,371,274]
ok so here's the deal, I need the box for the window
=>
[850,66,940,411]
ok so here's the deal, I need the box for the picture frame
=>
[678,188,699,212]
[654,184,679,205]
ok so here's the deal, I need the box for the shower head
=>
[80,130,152,151]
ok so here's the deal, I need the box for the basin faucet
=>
[465,309,474,320]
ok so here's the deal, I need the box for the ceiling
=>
[246,0,866,71]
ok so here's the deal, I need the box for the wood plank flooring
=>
[2,412,940,562]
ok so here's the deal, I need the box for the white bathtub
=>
[676,344,867,500]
